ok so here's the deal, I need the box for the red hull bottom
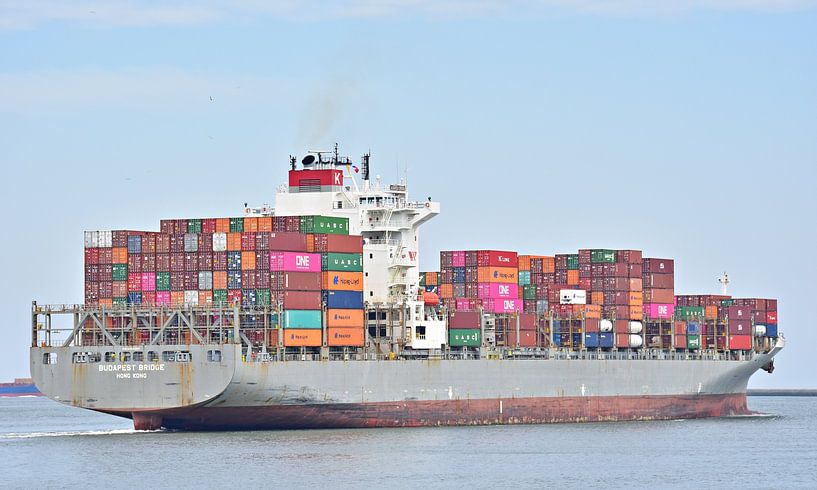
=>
[129,393,751,431]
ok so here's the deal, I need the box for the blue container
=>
[765,325,778,337]
[452,267,466,284]
[553,333,561,345]
[324,290,364,309]
[127,292,142,304]
[424,285,439,294]
[585,333,599,348]
[599,332,614,348]
[573,333,582,345]
[687,322,701,335]
[242,289,257,305]
[228,270,242,289]
[127,235,142,254]
[227,251,242,270]
[284,309,322,329]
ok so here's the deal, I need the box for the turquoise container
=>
[284,309,322,329]
[518,270,531,286]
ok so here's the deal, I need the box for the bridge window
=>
[104,352,117,362]
[120,352,132,362]
[207,350,222,362]
[163,351,191,362]
[147,351,159,362]
[132,352,144,362]
[42,352,57,364]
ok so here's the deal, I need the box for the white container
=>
[628,321,643,334]
[213,233,227,252]
[560,289,587,305]
[99,230,112,248]
[627,334,644,348]
[754,324,767,337]
[599,319,613,333]
[198,271,213,290]
[84,231,99,248]
[184,233,199,253]
[184,290,199,306]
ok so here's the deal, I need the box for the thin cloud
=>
[1,0,815,31]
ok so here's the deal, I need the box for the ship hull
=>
[127,393,750,430]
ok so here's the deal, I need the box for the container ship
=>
[30,147,784,430]
[0,378,42,397]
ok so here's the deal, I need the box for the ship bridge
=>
[254,147,440,305]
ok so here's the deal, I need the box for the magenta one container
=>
[482,298,522,314]
[477,283,518,299]
[269,251,321,272]
[643,303,675,319]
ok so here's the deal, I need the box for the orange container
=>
[198,291,213,306]
[476,267,517,284]
[213,271,227,290]
[241,251,256,270]
[572,304,601,319]
[227,233,242,251]
[306,234,315,253]
[215,218,229,233]
[567,270,579,285]
[673,321,687,335]
[98,298,113,308]
[705,305,718,320]
[439,284,453,298]
[541,256,555,273]
[171,291,185,307]
[322,271,364,291]
[629,306,643,320]
[112,247,128,264]
[327,309,364,327]
[283,329,322,347]
[244,217,258,232]
[258,217,273,232]
[628,291,643,306]
[327,327,365,347]
[518,255,532,271]
[591,291,604,305]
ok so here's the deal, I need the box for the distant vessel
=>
[30,147,783,430]
[0,378,42,397]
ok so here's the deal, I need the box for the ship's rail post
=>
[479,306,486,359]
[320,302,329,360]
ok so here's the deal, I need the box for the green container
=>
[523,284,537,300]
[449,329,481,347]
[720,299,734,307]
[419,273,426,287]
[155,272,170,291]
[590,249,616,263]
[687,335,701,350]
[229,217,244,233]
[321,253,363,272]
[518,271,531,286]
[213,289,228,305]
[567,254,579,270]
[256,288,271,306]
[112,264,128,281]
[112,297,128,307]
[284,309,322,329]
[187,219,202,234]
[675,306,705,320]
[300,215,349,235]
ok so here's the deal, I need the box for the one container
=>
[284,310,322,329]
[477,283,518,299]
[643,303,675,319]
[482,298,522,314]
[269,252,321,272]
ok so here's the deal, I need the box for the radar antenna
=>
[717,271,730,295]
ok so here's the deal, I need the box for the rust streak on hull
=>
[126,393,751,431]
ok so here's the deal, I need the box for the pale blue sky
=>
[1,1,815,387]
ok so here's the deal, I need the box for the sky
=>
[0,1,815,388]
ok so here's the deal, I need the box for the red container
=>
[202,219,216,234]
[270,271,322,291]
[98,281,112,298]
[227,290,242,305]
[520,313,536,330]
[113,281,127,297]
[213,252,227,271]
[197,252,213,270]
[127,254,141,273]
[255,232,270,250]
[628,263,643,278]
[643,273,674,289]
[128,273,141,291]
[766,299,777,311]
[729,335,752,350]
[616,250,642,264]
[643,258,674,274]
[156,234,170,253]
[766,311,778,324]
[241,232,256,251]
[728,319,752,335]
[313,234,363,254]
[476,250,518,268]
[283,291,322,310]
[242,270,256,289]
[98,248,112,265]
[111,230,129,247]
[507,331,536,347]
[288,168,343,187]
[727,305,750,320]
[645,288,674,304]
[183,271,198,290]
[171,272,184,291]
[256,251,270,271]
[585,318,600,333]
[265,232,308,252]
[255,270,270,288]
[156,253,170,272]
[141,254,156,273]
[449,311,480,329]
[143,234,157,254]
[184,253,197,272]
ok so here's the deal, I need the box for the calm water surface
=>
[1,396,815,489]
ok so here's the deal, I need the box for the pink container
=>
[269,251,321,272]
[155,291,171,306]
[643,303,675,319]
[482,298,522,314]
[141,272,156,292]
[452,251,466,267]
[477,283,518,299]
[455,298,481,311]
